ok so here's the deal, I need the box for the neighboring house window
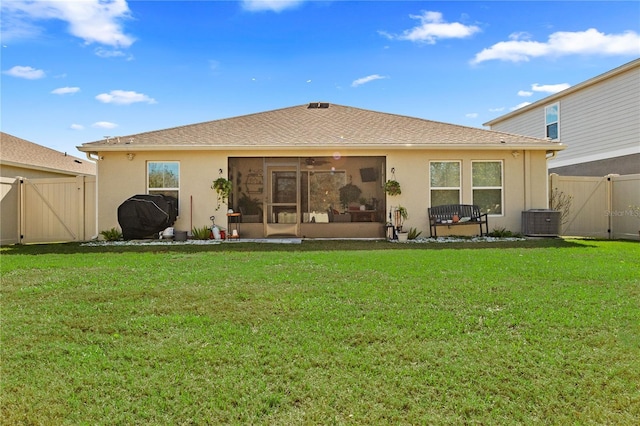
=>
[472,161,503,215]
[148,161,180,207]
[430,161,461,205]
[545,103,559,140]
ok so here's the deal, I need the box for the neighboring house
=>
[1,132,96,178]
[1,132,96,245]
[484,58,640,177]
[78,103,563,239]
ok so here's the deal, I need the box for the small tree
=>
[550,188,573,226]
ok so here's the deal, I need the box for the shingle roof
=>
[79,103,562,151]
[1,132,96,176]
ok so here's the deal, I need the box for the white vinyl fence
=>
[0,176,96,245]
[549,173,640,240]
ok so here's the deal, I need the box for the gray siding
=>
[487,60,640,173]
[558,69,639,163]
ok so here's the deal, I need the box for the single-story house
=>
[78,103,564,239]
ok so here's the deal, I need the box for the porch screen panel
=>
[308,171,345,212]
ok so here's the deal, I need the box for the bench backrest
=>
[428,204,482,220]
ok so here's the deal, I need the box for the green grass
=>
[1,239,639,424]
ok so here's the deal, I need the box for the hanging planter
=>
[212,177,232,210]
[384,179,401,196]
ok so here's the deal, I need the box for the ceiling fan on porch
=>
[304,157,330,169]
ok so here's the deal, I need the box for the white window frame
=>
[147,161,180,211]
[545,103,559,140]
[429,160,462,206]
[471,160,503,217]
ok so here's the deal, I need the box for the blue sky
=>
[2,0,639,156]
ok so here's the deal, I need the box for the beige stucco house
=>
[78,103,563,239]
[484,58,639,177]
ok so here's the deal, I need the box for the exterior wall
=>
[488,62,640,175]
[94,148,550,238]
[385,149,548,237]
[549,153,640,177]
[95,150,227,236]
[0,164,79,179]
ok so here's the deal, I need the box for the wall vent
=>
[521,210,561,237]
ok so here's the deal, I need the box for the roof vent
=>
[308,102,329,109]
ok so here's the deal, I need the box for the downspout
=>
[85,152,100,239]
[85,152,101,162]
[545,150,559,209]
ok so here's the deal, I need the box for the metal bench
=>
[428,204,489,238]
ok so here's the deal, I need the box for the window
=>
[147,161,179,206]
[545,103,559,140]
[472,161,502,215]
[430,161,461,205]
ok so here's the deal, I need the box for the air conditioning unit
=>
[521,210,561,237]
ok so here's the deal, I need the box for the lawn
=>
[1,239,639,424]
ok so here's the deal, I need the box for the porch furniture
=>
[349,209,377,222]
[327,207,351,222]
[277,211,297,223]
[305,211,329,223]
[226,212,241,240]
[428,204,488,237]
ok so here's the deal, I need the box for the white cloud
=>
[3,65,45,79]
[1,0,134,48]
[51,86,80,95]
[70,124,84,130]
[351,74,388,87]
[241,0,304,12]
[532,83,570,94]
[472,28,640,64]
[511,102,532,111]
[518,90,533,97]
[489,107,505,112]
[92,121,118,129]
[380,11,480,44]
[94,47,133,60]
[96,90,157,105]
[466,113,479,119]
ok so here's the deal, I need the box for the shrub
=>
[407,227,422,240]
[488,227,522,238]
[99,227,122,241]
[191,226,211,240]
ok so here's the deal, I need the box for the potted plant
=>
[339,183,362,209]
[394,206,409,241]
[384,179,401,196]
[358,197,368,211]
[212,177,232,210]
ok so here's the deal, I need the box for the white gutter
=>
[78,143,565,153]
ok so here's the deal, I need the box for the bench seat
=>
[428,204,489,237]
